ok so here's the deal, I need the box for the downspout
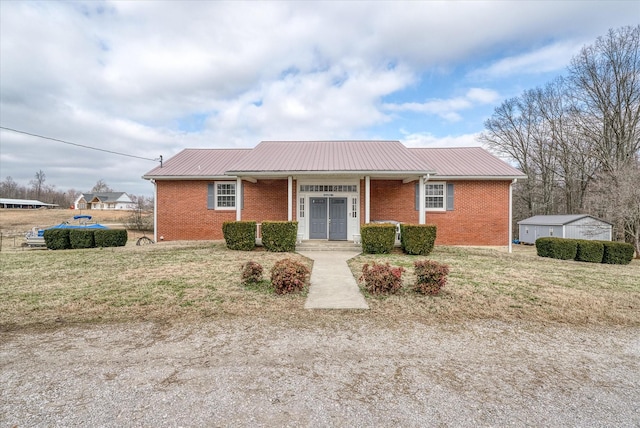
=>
[509,179,517,253]
[151,179,157,242]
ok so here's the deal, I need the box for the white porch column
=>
[287,176,293,221]
[509,179,517,253]
[419,175,427,225]
[365,176,371,223]
[236,178,242,221]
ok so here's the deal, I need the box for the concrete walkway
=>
[298,250,369,310]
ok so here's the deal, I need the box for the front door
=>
[329,198,348,240]
[309,198,327,239]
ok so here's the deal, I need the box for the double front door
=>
[309,197,347,240]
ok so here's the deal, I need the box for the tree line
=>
[480,26,640,255]
[0,171,153,211]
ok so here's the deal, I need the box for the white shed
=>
[517,215,612,244]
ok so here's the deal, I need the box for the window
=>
[299,184,357,193]
[425,183,445,209]
[299,197,305,218]
[352,197,358,218]
[415,182,454,211]
[208,182,236,210]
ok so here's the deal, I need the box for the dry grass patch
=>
[348,245,639,325]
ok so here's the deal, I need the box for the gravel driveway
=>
[1,318,638,427]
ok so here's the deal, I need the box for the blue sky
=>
[1,1,638,196]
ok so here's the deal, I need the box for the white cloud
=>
[400,131,483,148]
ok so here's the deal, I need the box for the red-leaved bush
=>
[270,258,310,294]
[360,262,405,295]
[413,260,450,295]
[241,261,263,285]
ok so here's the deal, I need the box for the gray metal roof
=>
[0,198,58,206]
[143,141,525,179]
[81,192,128,202]
[517,215,612,226]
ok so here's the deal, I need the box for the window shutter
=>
[207,183,215,209]
[415,182,419,211]
[446,183,454,211]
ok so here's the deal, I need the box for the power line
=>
[0,126,161,163]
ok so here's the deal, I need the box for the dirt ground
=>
[1,318,638,427]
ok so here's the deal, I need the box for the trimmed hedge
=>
[361,224,396,254]
[575,240,604,263]
[94,229,128,247]
[43,229,71,250]
[400,224,437,256]
[261,221,298,252]
[222,221,256,251]
[535,237,577,260]
[69,229,96,249]
[601,241,635,265]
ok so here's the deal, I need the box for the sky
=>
[1,1,638,197]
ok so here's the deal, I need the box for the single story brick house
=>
[143,140,525,248]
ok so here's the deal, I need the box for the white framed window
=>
[425,182,446,211]
[299,197,305,218]
[208,182,236,210]
[352,197,358,218]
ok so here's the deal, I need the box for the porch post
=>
[419,175,427,224]
[236,178,242,221]
[365,176,370,223]
[287,176,293,221]
[152,179,158,242]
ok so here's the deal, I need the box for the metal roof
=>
[142,148,250,178]
[517,215,612,226]
[143,142,525,179]
[0,198,58,206]
[410,147,525,178]
[226,141,434,174]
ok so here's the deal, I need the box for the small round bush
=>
[270,258,310,294]
[241,261,263,285]
[413,260,450,295]
[359,262,405,295]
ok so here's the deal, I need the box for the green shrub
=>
[535,237,577,260]
[261,221,298,252]
[575,240,604,263]
[270,258,310,294]
[240,261,263,285]
[413,260,450,295]
[94,229,128,247]
[359,262,405,295]
[69,229,96,249]
[43,229,71,250]
[361,224,396,254]
[400,224,437,255]
[222,221,256,251]
[601,241,634,265]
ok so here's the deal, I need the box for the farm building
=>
[0,198,58,209]
[517,215,612,244]
[143,140,527,248]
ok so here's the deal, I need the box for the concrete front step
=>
[296,240,362,252]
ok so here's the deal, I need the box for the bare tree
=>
[568,25,640,173]
[0,176,20,198]
[91,179,113,193]
[29,170,46,200]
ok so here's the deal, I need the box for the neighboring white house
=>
[517,214,613,244]
[74,192,135,210]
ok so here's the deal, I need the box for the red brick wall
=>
[156,179,290,241]
[366,179,511,246]
[157,178,510,245]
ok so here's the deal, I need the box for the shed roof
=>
[0,198,58,207]
[517,215,612,226]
